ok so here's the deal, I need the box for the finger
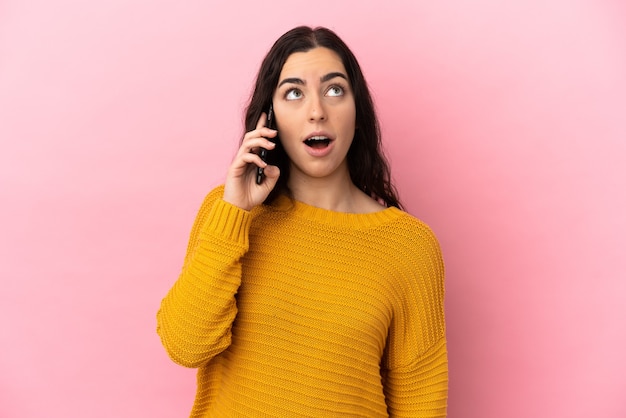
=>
[241,126,277,145]
[256,112,267,130]
[238,137,276,157]
[247,128,277,142]
[263,165,280,180]
[239,151,268,168]
[260,165,280,189]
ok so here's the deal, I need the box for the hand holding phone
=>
[256,105,275,185]
[223,106,279,211]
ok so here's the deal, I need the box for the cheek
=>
[275,118,297,144]
[274,118,300,156]
[274,109,294,136]
[338,105,357,135]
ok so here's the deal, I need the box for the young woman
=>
[157,26,448,417]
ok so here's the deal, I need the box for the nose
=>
[308,94,326,122]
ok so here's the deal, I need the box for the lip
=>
[303,131,335,142]
[303,131,335,157]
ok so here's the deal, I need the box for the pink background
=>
[1,0,625,417]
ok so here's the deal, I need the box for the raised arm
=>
[157,113,280,368]
[156,187,252,367]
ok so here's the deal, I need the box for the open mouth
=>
[304,136,331,149]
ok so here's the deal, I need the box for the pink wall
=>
[1,1,625,416]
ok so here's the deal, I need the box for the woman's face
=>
[272,47,356,185]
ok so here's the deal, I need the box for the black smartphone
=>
[256,105,275,185]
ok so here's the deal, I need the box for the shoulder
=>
[385,209,441,250]
[379,210,445,279]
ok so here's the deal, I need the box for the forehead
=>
[279,47,347,79]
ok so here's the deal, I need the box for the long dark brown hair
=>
[244,26,402,209]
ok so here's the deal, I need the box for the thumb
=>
[261,165,280,191]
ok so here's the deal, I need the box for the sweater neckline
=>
[270,194,403,229]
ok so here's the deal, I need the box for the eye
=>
[285,88,303,100]
[326,85,344,97]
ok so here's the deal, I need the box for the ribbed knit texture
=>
[157,186,448,417]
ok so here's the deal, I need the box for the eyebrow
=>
[277,72,348,88]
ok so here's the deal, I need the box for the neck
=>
[287,165,386,213]
[288,170,361,213]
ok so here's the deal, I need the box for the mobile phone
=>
[256,105,275,185]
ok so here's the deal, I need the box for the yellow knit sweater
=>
[157,186,448,417]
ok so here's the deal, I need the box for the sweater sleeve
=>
[382,220,448,417]
[156,186,252,368]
